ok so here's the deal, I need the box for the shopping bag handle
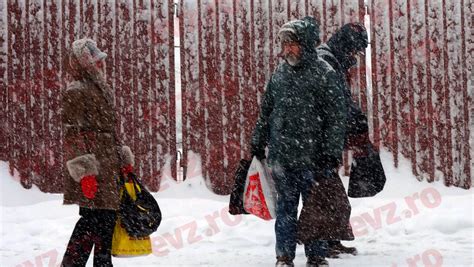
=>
[120,172,143,198]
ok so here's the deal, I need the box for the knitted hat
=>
[278,17,321,50]
[278,20,299,43]
[72,38,107,70]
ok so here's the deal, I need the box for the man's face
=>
[281,41,302,66]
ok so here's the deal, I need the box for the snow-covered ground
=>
[1,150,473,267]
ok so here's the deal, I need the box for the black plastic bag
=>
[228,159,251,215]
[348,145,386,198]
[119,173,162,238]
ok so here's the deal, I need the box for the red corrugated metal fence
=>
[370,0,472,188]
[1,0,471,194]
[0,0,176,192]
[179,0,368,194]
[179,0,472,194]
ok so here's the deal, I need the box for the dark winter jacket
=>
[317,44,352,99]
[62,39,129,210]
[318,26,386,198]
[251,21,347,170]
[317,43,369,146]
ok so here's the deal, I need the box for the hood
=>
[278,16,321,66]
[327,23,368,70]
[72,38,107,71]
[65,38,107,81]
[65,39,113,103]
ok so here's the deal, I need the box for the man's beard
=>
[285,54,300,66]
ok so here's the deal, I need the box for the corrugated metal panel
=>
[1,0,176,192]
[370,0,471,187]
[181,0,471,193]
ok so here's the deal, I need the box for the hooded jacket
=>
[318,23,370,145]
[251,19,347,170]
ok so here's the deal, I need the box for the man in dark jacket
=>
[317,23,369,257]
[251,17,347,267]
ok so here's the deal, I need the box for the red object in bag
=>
[244,173,273,220]
[121,164,134,181]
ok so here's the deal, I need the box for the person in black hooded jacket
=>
[317,23,370,257]
[318,23,370,153]
[251,17,347,267]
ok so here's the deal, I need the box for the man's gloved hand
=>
[251,145,266,161]
[80,175,98,199]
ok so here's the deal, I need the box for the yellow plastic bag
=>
[112,182,152,257]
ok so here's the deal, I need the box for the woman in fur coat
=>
[61,38,134,267]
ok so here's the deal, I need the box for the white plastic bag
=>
[243,157,277,220]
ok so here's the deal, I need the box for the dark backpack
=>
[228,159,251,215]
[119,173,162,238]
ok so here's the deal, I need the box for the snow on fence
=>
[180,0,472,194]
[179,0,368,194]
[370,0,472,188]
[0,0,471,194]
[0,0,176,192]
